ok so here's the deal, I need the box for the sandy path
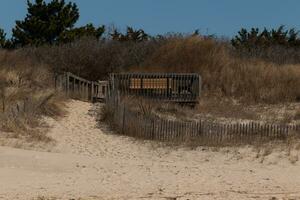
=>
[1,100,300,200]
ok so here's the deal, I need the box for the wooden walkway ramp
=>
[55,72,107,102]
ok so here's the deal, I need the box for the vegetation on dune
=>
[0,28,9,48]
[140,37,300,103]
[110,26,149,42]
[0,51,65,141]
[26,35,300,103]
[232,26,300,50]
[231,26,300,64]
[1,0,300,138]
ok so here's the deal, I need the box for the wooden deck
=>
[109,73,201,103]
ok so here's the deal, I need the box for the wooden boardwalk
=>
[55,72,107,102]
[110,73,201,104]
[57,72,300,145]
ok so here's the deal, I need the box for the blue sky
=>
[0,0,299,38]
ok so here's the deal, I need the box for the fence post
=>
[66,72,70,96]
[122,103,126,134]
[151,118,155,140]
[91,82,94,102]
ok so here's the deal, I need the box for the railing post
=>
[122,103,126,134]
[79,81,81,99]
[151,118,155,140]
[72,75,76,97]
[85,83,88,101]
[91,82,94,102]
[66,72,70,96]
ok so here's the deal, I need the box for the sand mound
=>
[0,100,300,200]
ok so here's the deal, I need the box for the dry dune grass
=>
[0,50,66,143]
[137,37,300,103]
[2,36,300,144]
[22,36,300,104]
[112,95,300,125]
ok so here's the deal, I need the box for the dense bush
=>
[24,36,164,80]
[232,26,300,49]
[231,26,300,64]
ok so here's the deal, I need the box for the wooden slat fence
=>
[54,72,300,145]
[106,94,300,145]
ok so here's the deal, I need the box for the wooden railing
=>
[109,73,201,104]
[55,72,107,102]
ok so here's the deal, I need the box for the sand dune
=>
[0,100,300,200]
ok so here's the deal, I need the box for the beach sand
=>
[0,100,300,200]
